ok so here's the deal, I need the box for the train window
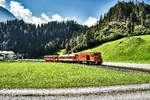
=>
[81,55,85,57]
[93,54,101,57]
[47,56,57,59]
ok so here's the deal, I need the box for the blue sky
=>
[8,0,111,22]
[0,0,150,26]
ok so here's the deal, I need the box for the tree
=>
[139,1,145,26]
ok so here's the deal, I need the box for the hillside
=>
[0,6,16,22]
[80,35,150,63]
[65,1,150,54]
[0,20,87,58]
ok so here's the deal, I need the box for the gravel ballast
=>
[0,84,150,96]
[103,62,150,69]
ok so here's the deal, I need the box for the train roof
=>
[44,55,58,57]
[59,54,76,57]
[44,52,101,57]
[80,52,101,54]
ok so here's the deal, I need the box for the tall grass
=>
[0,62,150,88]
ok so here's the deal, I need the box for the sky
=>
[0,0,150,27]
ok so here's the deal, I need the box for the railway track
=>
[90,65,150,74]
[18,59,150,74]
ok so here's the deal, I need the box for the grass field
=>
[81,35,150,63]
[0,62,150,88]
[57,49,66,55]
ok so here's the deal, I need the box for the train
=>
[44,52,103,65]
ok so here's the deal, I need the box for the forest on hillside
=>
[65,0,150,53]
[0,20,88,58]
[0,0,150,58]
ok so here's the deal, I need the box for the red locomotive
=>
[44,52,103,65]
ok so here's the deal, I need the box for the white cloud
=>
[9,1,49,25]
[10,1,74,25]
[31,16,45,25]
[0,0,5,2]
[0,0,5,8]
[72,16,77,21]
[41,13,51,22]
[0,4,5,8]
[10,1,33,22]
[84,17,98,27]
[52,14,64,22]
[41,13,69,22]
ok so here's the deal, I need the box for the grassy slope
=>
[57,49,65,55]
[81,35,150,63]
[0,62,150,88]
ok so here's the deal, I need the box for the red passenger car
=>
[44,55,58,62]
[58,54,77,62]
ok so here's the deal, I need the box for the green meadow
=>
[0,62,150,88]
[81,35,150,63]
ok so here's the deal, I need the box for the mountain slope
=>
[0,6,16,22]
[65,1,150,54]
[80,35,150,63]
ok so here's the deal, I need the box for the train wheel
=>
[87,61,91,65]
[97,62,102,65]
[78,61,82,64]
[86,61,89,65]
[91,62,94,65]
